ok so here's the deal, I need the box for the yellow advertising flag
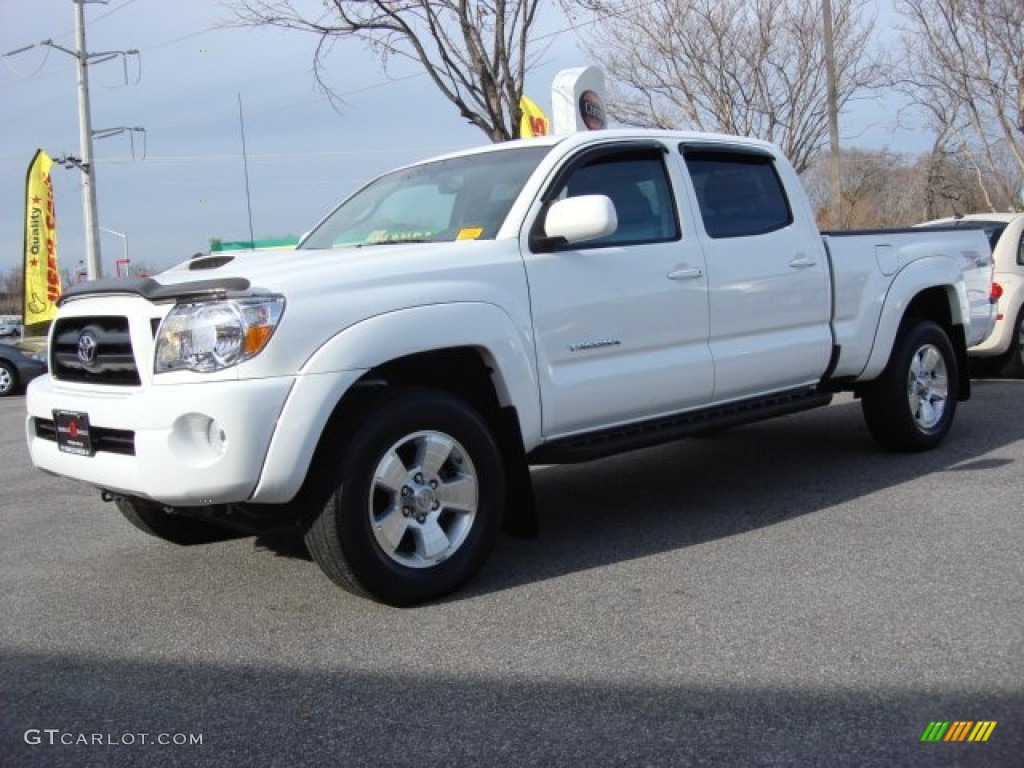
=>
[23,149,61,326]
[519,94,550,138]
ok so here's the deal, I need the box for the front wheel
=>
[304,389,505,606]
[862,320,959,452]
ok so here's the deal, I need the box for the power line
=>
[89,0,140,26]
[3,1,653,163]
[40,0,142,43]
[1,1,207,82]
[94,146,461,165]
[3,1,622,135]
[4,0,145,280]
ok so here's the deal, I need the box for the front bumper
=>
[26,373,294,505]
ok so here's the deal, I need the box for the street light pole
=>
[100,226,127,275]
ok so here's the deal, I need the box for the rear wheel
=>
[304,389,504,606]
[115,496,235,545]
[862,320,959,452]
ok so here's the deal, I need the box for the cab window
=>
[549,152,680,246]
[684,149,793,239]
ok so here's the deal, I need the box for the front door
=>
[524,143,713,437]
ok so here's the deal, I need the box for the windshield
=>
[300,146,551,250]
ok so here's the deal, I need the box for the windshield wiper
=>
[369,238,435,245]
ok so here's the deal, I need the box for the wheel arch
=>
[254,305,540,534]
[860,259,970,398]
[314,348,539,538]
[301,302,541,441]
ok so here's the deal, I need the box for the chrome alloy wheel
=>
[368,430,478,568]
[0,365,13,395]
[906,343,948,430]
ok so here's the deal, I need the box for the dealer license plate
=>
[54,410,94,456]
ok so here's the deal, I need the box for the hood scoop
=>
[188,254,235,270]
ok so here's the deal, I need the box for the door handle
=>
[667,267,703,281]
[788,257,817,269]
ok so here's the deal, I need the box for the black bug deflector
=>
[59,276,253,306]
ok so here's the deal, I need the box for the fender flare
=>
[252,303,541,504]
[860,257,967,381]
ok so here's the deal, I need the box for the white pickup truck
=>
[26,130,994,605]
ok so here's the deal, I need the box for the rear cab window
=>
[682,147,793,239]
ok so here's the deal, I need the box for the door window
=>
[549,152,680,246]
[684,150,793,239]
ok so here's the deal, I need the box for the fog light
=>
[208,419,227,455]
[169,413,228,467]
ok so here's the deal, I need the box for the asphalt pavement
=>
[1,384,1022,767]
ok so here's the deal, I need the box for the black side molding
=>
[59,276,252,306]
[528,388,832,464]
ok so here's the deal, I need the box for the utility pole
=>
[6,0,142,281]
[74,0,102,279]
[822,0,842,229]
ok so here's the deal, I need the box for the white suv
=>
[918,213,1024,377]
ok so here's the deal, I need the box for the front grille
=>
[34,418,136,456]
[52,316,140,386]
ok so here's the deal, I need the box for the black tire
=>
[304,388,505,606]
[996,308,1024,379]
[862,320,959,452]
[115,496,235,545]
[0,361,17,397]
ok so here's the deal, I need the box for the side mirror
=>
[537,195,618,250]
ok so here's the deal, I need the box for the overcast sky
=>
[1,0,919,279]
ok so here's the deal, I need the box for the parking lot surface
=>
[2,385,1022,766]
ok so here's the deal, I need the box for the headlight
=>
[155,296,285,373]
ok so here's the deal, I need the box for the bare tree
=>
[919,139,1008,218]
[566,0,883,173]
[1,267,24,316]
[228,0,544,142]
[837,150,914,228]
[896,0,1024,211]
[803,147,993,228]
[804,149,913,228]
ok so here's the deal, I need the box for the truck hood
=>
[146,240,530,379]
[157,243,469,296]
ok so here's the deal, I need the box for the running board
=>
[528,389,833,464]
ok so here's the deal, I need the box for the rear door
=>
[680,146,832,401]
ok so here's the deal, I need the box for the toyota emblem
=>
[77,331,98,365]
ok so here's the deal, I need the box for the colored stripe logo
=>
[921,721,997,742]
